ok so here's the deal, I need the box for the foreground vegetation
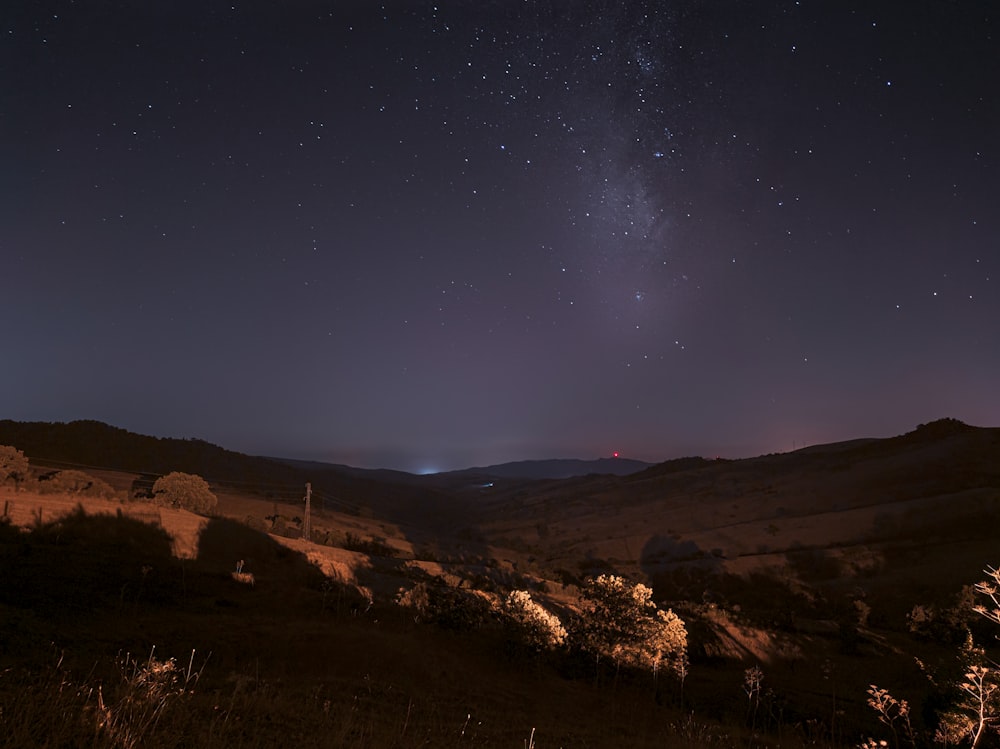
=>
[3,422,1000,747]
[3,505,999,748]
[0,509,711,748]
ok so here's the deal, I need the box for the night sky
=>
[3,2,997,473]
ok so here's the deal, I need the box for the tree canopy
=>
[501,590,567,651]
[152,472,217,514]
[579,574,688,677]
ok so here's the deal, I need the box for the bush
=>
[344,532,396,557]
[151,472,217,514]
[0,445,29,488]
[38,469,117,498]
[396,580,495,630]
[500,590,567,651]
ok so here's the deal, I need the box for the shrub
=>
[396,580,495,630]
[240,514,267,534]
[38,469,117,498]
[500,590,567,651]
[151,472,217,514]
[95,648,204,748]
[344,532,396,557]
[0,445,29,488]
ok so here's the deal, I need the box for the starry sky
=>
[3,2,997,473]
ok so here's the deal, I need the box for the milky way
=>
[3,2,996,471]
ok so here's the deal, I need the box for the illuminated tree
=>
[578,574,687,678]
[152,472,217,514]
[500,590,567,651]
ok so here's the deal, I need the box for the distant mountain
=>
[435,456,653,481]
[275,457,424,484]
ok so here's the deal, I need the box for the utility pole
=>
[303,482,312,542]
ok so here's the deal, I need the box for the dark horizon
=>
[1,415,983,477]
[0,411,979,474]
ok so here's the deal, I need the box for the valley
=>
[2,418,999,747]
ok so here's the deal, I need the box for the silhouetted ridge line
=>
[0,420,454,516]
[0,419,297,484]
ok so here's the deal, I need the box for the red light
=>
[613,451,619,458]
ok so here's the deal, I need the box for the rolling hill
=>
[3,416,1000,747]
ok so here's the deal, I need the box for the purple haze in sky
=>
[3,2,997,472]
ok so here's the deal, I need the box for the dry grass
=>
[3,422,999,747]
[0,499,853,748]
[0,648,769,749]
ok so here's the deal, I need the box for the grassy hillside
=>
[2,417,1000,747]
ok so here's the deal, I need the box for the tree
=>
[500,590,567,651]
[578,574,688,678]
[0,445,29,489]
[151,472,217,514]
[395,580,493,630]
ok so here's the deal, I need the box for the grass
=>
[0,508,704,747]
[0,649,754,748]
[2,493,998,747]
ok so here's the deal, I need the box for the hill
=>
[0,418,294,483]
[466,418,1000,597]
[0,419,455,518]
[433,456,653,481]
[3,417,1000,747]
